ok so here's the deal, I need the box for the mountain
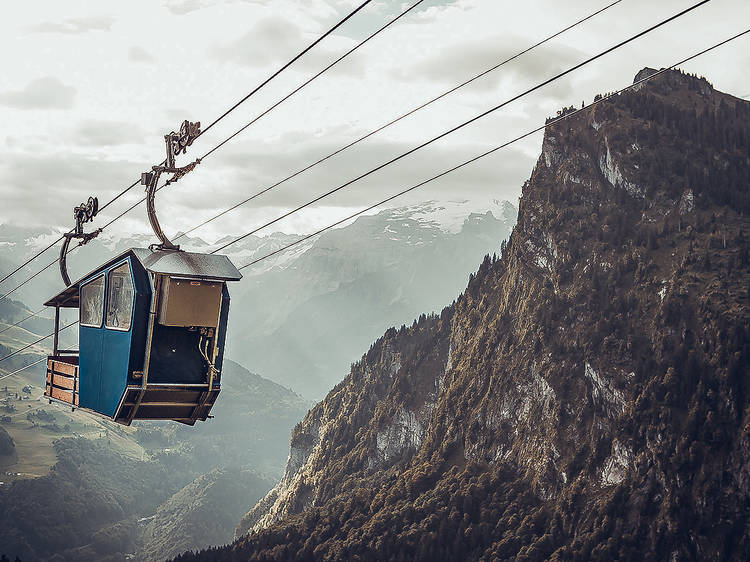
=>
[1,198,516,399]
[174,69,750,561]
[139,467,276,562]
[135,359,312,477]
[0,426,13,456]
[229,199,517,398]
[0,438,190,561]
[0,360,310,561]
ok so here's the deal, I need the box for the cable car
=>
[43,120,242,425]
[44,248,241,425]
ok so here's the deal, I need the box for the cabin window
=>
[80,275,105,327]
[106,263,134,331]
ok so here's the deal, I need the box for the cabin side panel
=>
[214,284,230,386]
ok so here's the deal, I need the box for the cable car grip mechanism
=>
[59,196,101,286]
[141,120,202,252]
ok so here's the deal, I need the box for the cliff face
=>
[181,69,750,561]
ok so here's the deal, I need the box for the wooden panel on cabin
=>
[48,386,78,405]
[140,388,205,403]
[51,360,78,377]
[47,373,76,391]
[46,356,79,406]
[120,387,217,405]
[115,385,220,424]
[158,277,222,327]
[134,404,196,419]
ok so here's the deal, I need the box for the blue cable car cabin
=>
[43,248,242,426]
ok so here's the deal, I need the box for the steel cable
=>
[237,28,749,271]
[212,0,712,254]
[175,0,624,242]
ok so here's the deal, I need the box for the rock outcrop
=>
[179,68,750,561]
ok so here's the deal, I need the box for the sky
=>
[1,0,748,247]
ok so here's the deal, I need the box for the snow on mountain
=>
[0,198,518,399]
[227,198,518,398]
[387,198,517,234]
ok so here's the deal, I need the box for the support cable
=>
[0,308,47,336]
[175,0,624,242]
[0,1,402,299]
[0,321,79,364]
[0,357,48,383]
[196,0,428,163]
[237,29,749,271]
[0,179,144,289]
[0,183,167,304]
[212,0,711,254]
[0,237,65,286]
[0,256,62,304]
[196,0,374,140]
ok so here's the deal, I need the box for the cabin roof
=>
[44,248,242,308]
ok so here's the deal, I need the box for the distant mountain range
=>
[0,198,516,398]
[0,197,516,558]
[229,199,516,398]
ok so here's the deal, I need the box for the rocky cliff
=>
[177,68,750,561]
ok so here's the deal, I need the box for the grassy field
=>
[0,367,148,480]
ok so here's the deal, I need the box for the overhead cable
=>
[195,0,428,164]
[0,1,401,302]
[0,256,62,304]
[0,236,66,286]
[213,0,711,254]
[238,28,749,271]
[0,177,145,289]
[176,0,624,241]
[0,321,79,365]
[196,0,374,140]
[0,357,48,382]
[0,308,47,336]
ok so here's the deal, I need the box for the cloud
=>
[201,132,533,214]
[377,0,467,25]
[128,46,154,63]
[393,37,583,89]
[163,0,210,15]
[0,77,76,110]
[73,120,146,147]
[164,108,193,123]
[210,16,304,67]
[0,153,144,227]
[30,16,114,34]
[208,13,366,79]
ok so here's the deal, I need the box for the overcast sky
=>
[1,0,748,246]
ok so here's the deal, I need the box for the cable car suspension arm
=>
[141,120,201,251]
[59,197,101,286]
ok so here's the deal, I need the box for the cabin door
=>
[100,261,136,417]
[78,274,105,410]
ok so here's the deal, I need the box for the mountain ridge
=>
[174,67,750,561]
